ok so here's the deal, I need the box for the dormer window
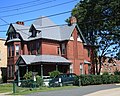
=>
[8,33,19,40]
[32,30,36,37]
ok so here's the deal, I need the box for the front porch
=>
[16,55,71,81]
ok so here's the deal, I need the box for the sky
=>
[0,0,79,38]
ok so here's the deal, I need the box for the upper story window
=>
[57,47,61,55]
[11,45,14,56]
[62,43,66,55]
[8,45,11,57]
[15,44,20,56]
[36,42,41,54]
[30,43,36,55]
[8,33,19,40]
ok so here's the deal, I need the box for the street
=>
[26,84,120,96]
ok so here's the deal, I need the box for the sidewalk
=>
[84,87,120,96]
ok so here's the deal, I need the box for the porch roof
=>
[16,55,71,65]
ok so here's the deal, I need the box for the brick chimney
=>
[70,16,77,25]
[16,21,24,25]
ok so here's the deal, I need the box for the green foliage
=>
[80,75,102,85]
[80,74,120,86]
[69,0,120,74]
[102,72,109,75]
[23,71,32,80]
[36,75,43,87]
[114,70,120,75]
[21,71,43,87]
[49,70,60,78]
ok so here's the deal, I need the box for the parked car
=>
[49,73,79,87]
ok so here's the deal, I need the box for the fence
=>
[13,80,38,93]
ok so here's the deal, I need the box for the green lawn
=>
[0,83,13,93]
[14,86,78,95]
[0,83,78,95]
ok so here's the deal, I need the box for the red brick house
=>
[5,16,93,81]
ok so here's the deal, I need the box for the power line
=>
[0,23,68,34]
[0,0,42,9]
[0,11,119,27]
[0,10,71,27]
[0,0,77,18]
[0,0,56,13]
[0,18,9,24]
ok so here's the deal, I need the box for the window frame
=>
[15,44,20,56]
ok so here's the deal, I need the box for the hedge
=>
[80,74,120,86]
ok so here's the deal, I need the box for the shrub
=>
[102,72,109,75]
[114,70,120,75]
[79,74,120,86]
[21,71,43,87]
[36,75,43,87]
[49,70,60,78]
[23,71,32,80]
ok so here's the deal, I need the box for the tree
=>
[67,0,120,74]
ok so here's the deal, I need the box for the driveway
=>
[26,84,120,96]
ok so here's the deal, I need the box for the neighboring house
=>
[5,16,94,81]
[101,58,120,74]
[0,38,7,82]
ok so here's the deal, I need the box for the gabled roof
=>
[6,16,87,44]
[16,55,71,65]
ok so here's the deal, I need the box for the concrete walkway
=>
[84,87,120,96]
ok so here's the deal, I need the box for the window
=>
[62,43,66,54]
[16,33,19,38]
[30,43,35,55]
[8,45,11,57]
[11,45,14,56]
[57,47,60,55]
[15,45,20,56]
[32,30,36,37]
[36,42,41,54]
[80,64,83,74]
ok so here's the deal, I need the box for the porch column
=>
[41,65,43,78]
[56,64,58,71]
[17,65,20,86]
[26,65,28,72]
